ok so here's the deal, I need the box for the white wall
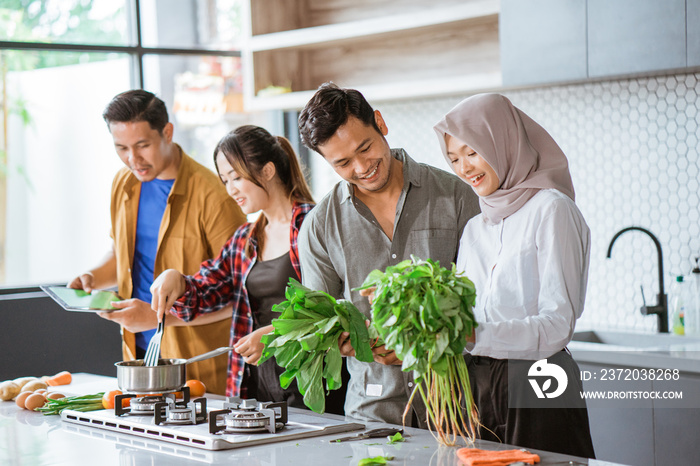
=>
[6,59,129,285]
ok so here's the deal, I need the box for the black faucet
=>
[606,226,669,333]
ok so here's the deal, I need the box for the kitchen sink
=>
[571,330,700,350]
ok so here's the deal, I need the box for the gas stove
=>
[61,397,364,451]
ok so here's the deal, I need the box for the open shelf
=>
[248,0,500,51]
[242,0,502,110]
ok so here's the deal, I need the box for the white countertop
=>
[0,373,627,465]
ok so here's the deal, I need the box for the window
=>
[0,0,267,286]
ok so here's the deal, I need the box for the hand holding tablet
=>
[41,285,121,312]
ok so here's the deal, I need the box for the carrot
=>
[46,371,72,386]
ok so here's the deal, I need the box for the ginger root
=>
[0,381,21,401]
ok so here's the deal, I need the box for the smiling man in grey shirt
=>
[297,83,480,426]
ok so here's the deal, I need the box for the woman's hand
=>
[466,330,476,344]
[234,326,272,365]
[150,269,186,322]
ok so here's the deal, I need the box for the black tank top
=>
[245,251,305,408]
[246,251,297,328]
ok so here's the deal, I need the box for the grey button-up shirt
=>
[298,149,480,425]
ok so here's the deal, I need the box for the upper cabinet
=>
[242,0,698,111]
[241,0,502,111]
[685,0,700,67]
[588,0,686,77]
[500,0,587,86]
[502,0,697,87]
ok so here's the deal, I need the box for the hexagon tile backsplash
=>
[334,72,699,333]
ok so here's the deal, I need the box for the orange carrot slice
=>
[46,371,72,386]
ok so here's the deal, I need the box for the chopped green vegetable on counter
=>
[387,432,405,444]
[358,456,394,466]
[356,255,479,446]
[259,279,373,414]
[36,392,105,415]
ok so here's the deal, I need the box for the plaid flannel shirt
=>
[171,202,314,396]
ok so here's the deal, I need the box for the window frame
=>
[0,0,243,292]
[0,0,242,89]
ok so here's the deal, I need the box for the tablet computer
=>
[41,285,120,312]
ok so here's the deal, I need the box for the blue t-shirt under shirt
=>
[132,178,174,352]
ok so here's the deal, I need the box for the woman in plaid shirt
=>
[150,125,314,406]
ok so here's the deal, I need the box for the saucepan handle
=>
[185,346,235,364]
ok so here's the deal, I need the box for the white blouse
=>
[457,189,591,359]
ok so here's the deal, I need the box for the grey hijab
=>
[434,93,575,225]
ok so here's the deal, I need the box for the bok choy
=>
[259,279,373,414]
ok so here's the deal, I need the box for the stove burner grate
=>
[154,398,207,426]
[209,398,288,435]
[115,386,191,417]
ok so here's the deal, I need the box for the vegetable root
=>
[0,381,21,401]
[21,380,48,393]
[46,371,72,386]
[13,377,38,391]
[415,356,480,445]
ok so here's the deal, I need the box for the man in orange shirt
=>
[69,90,245,394]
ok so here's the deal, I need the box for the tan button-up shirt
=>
[110,147,245,394]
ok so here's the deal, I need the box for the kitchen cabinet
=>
[500,0,587,86]
[652,372,700,466]
[587,0,687,78]
[576,359,700,466]
[0,292,121,380]
[578,361,655,466]
[241,0,501,110]
[501,0,695,87]
[688,0,700,67]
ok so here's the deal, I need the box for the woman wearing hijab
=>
[434,93,595,458]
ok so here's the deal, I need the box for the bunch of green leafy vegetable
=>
[259,279,374,414]
[357,255,479,445]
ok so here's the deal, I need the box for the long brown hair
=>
[213,125,314,256]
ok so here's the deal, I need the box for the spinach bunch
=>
[358,255,479,445]
[259,279,373,414]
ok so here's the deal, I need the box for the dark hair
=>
[213,125,314,256]
[298,82,381,154]
[102,89,169,133]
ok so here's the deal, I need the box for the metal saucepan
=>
[115,346,233,393]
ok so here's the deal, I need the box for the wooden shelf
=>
[244,72,503,111]
[248,0,500,51]
[242,0,502,111]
